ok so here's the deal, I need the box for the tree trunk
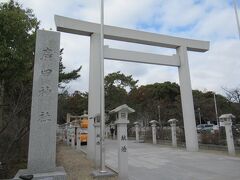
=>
[0,80,4,129]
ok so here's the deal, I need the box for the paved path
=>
[105,139,240,180]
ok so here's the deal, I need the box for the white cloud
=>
[11,0,240,95]
[192,7,239,40]
[189,39,240,93]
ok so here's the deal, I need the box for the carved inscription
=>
[37,47,56,123]
[40,47,54,61]
[121,135,127,141]
[38,111,52,123]
[41,68,52,76]
[38,86,52,96]
[96,134,100,145]
[121,145,127,152]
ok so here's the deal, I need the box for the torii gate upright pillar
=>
[87,33,101,160]
[177,46,198,151]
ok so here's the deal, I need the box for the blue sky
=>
[1,0,240,94]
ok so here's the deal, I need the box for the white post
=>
[220,114,236,155]
[105,125,109,138]
[87,33,101,160]
[94,119,101,168]
[177,46,198,152]
[71,127,75,149]
[150,120,157,145]
[76,127,81,150]
[225,122,235,155]
[134,122,140,142]
[67,126,71,146]
[66,113,71,123]
[168,119,178,148]
[116,118,129,180]
[61,127,64,142]
[65,127,68,143]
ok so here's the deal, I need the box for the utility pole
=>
[233,0,240,39]
[99,0,106,173]
[157,105,161,128]
[213,93,219,126]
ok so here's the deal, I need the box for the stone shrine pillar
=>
[219,114,236,155]
[14,30,66,179]
[168,119,178,147]
[94,115,101,168]
[110,104,135,180]
[133,121,140,142]
[150,120,158,145]
[177,46,199,152]
[76,127,81,150]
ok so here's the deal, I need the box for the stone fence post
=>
[150,120,158,145]
[219,114,235,155]
[71,126,75,149]
[133,122,140,142]
[76,127,81,150]
[168,119,178,147]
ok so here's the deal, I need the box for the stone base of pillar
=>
[13,167,67,180]
[91,169,116,180]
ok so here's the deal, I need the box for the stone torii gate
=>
[54,15,209,156]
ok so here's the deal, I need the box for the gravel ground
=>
[56,143,117,180]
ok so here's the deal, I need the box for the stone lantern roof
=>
[109,104,135,114]
[219,114,235,120]
[133,121,140,125]
[80,113,88,118]
[168,118,178,123]
[149,120,158,124]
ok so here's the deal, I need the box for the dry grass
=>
[56,143,117,180]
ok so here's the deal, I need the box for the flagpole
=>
[233,0,240,39]
[100,0,106,173]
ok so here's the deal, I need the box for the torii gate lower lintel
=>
[54,15,210,157]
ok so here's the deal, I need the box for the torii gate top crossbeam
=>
[55,15,209,52]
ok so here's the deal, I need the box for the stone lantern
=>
[110,104,135,180]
